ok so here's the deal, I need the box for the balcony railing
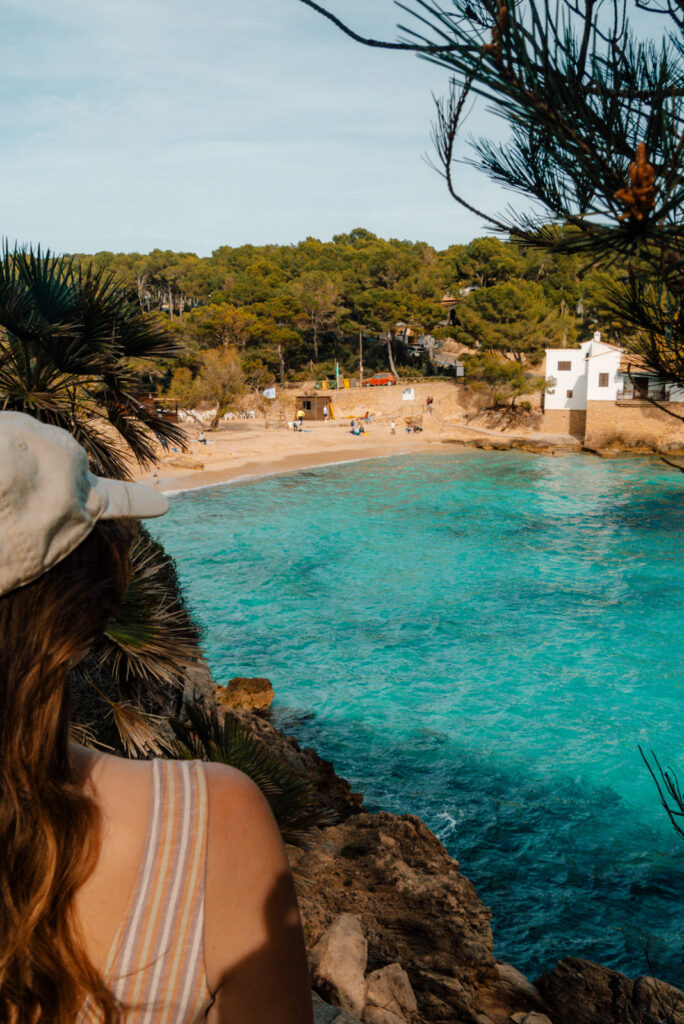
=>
[616,386,668,402]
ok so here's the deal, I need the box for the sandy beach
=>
[133,419,438,493]
[130,380,579,494]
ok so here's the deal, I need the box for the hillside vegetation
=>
[70,231,625,407]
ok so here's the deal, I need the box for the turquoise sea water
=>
[152,451,684,986]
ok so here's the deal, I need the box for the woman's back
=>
[72,748,313,1024]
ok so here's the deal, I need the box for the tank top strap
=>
[101,758,212,1023]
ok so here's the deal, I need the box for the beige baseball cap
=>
[0,411,168,597]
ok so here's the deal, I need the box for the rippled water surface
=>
[152,451,684,985]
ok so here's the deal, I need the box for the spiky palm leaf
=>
[167,703,335,847]
[0,244,187,478]
[69,525,202,755]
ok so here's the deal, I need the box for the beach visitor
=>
[152,466,160,487]
[198,430,207,444]
[390,420,396,435]
[0,412,313,1024]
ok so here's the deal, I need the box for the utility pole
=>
[359,330,364,385]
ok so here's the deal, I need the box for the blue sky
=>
[1,0,511,255]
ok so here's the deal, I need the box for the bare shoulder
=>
[203,762,291,956]
[203,761,281,850]
[202,763,313,1024]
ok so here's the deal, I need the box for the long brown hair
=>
[0,520,131,1023]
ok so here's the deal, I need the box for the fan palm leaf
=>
[168,703,335,847]
[69,525,202,755]
[0,244,187,478]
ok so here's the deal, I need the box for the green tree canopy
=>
[453,279,564,362]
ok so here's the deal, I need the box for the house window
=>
[558,360,572,371]
[566,389,573,398]
[598,373,609,387]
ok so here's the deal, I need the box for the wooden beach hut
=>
[296,394,333,421]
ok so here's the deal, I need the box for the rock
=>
[182,657,218,714]
[634,975,684,1023]
[363,963,418,1023]
[310,914,368,1018]
[511,1014,553,1024]
[218,676,274,711]
[363,1010,407,1024]
[313,991,362,1023]
[536,957,684,1024]
[290,811,504,1022]
[494,962,545,1012]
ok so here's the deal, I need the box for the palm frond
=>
[69,524,203,755]
[0,244,188,477]
[167,703,335,847]
[107,702,166,757]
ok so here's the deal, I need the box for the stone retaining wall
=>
[544,401,684,449]
[584,399,684,449]
[542,409,587,438]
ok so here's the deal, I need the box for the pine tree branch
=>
[297,0,458,51]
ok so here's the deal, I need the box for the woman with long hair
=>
[0,411,313,1024]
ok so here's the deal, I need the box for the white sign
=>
[263,387,276,400]
[402,388,415,401]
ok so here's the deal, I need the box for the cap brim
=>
[93,476,169,519]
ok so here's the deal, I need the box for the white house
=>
[544,332,684,447]
[545,332,622,412]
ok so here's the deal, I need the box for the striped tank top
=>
[79,759,214,1023]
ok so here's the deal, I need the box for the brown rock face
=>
[290,812,540,1024]
[536,958,684,1024]
[217,676,275,711]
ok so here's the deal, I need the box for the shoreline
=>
[133,417,684,496]
[160,444,425,495]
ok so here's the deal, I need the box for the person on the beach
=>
[0,412,312,1024]
[198,430,207,444]
[323,403,329,421]
[390,420,396,435]
[152,466,160,487]
[296,408,305,426]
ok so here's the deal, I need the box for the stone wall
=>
[584,400,684,450]
[296,381,465,425]
[542,409,587,438]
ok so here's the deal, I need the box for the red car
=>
[362,373,397,387]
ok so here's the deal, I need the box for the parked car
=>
[362,373,397,387]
